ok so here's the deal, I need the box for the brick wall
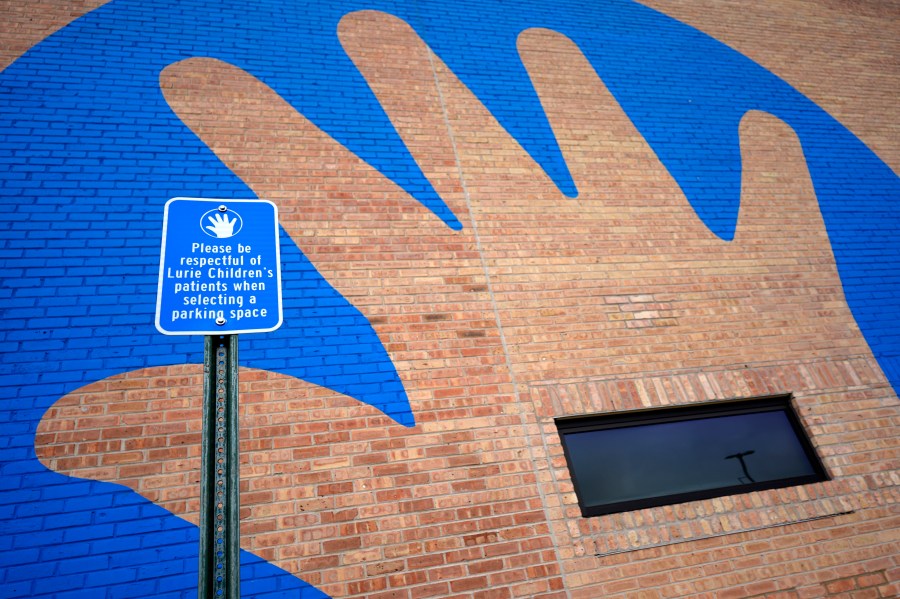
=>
[3,1,899,598]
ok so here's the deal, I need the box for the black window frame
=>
[556,394,829,517]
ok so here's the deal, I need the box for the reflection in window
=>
[556,395,828,517]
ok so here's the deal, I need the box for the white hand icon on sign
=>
[205,213,237,238]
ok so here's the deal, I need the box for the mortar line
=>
[424,48,573,599]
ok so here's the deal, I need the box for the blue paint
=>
[0,0,897,596]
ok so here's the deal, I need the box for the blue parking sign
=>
[156,198,283,335]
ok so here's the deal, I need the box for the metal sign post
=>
[155,198,283,599]
[199,334,240,599]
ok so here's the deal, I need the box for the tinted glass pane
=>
[562,410,819,509]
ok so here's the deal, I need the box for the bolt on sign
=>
[156,197,283,335]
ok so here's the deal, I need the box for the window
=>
[556,395,828,517]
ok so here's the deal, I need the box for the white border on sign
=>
[155,197,284,336]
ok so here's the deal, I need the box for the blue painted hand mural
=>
[2,0,898,597]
